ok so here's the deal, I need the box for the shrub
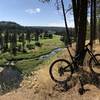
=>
[22,49,27,53]
[48,34,53,39]
[60,36,64,42]
[35,42,42,47]
[26,44,35,50]
[17,44,22,52]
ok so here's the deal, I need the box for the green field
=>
[0,35,64,75]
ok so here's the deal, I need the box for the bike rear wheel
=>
[49,59,72,83]
[89,54,100,74]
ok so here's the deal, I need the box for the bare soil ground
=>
[0,43,100,100]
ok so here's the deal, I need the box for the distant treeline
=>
[0,21,76,56]
[0,21,75,35]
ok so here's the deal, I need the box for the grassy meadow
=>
[0,35,64,75]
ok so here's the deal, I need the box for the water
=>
[39,47,62,60]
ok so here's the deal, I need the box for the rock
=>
[0,67,22,94]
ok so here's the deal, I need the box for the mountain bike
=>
[49,43,100,83]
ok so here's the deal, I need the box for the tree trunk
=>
[94,0,96,39]
[71,0,81,41]
[90,0,96,50]
[26,32,31,45]
[76,0,88,64]
[12,33,17,56]
[0,34,3,52]
[35,30,40,42]
[99,19,100,43]
[61,0,71,46]
[4,31,9,51]
[22,33,25,52]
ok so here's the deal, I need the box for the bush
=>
[48,34,53,39]
[60,36,64,42]
[40,34,43,39]
[27,44,35,50]
[17,44,22,52]
[22,49,27,53]
[35,42,42,47]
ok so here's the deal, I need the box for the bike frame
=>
[64,44,98,72]
[61,0,98,73]
[87,48,98,64]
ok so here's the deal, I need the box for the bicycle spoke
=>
[89,54,100,74]
[49,59,72,83]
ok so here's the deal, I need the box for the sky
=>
[0,0,74,27]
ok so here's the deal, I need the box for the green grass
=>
[0,35,64,75]
[15,59,42,75]
[15,50,63,76]
[0,35,64,60]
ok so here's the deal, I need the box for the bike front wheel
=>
[49,59,72,83]
[89,54,100,74]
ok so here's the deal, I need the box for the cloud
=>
[25,8,40,14]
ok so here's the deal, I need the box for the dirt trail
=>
[0,66,100,100]
[0,43,100,100]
